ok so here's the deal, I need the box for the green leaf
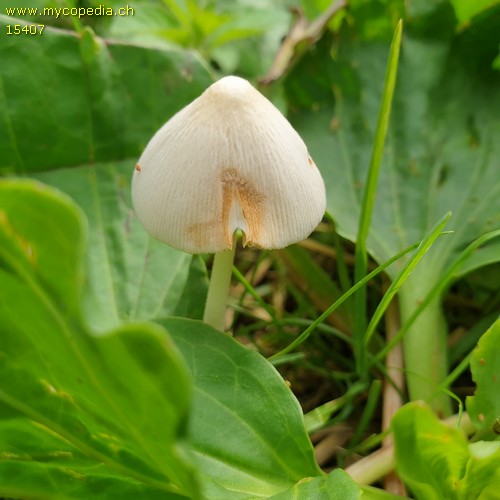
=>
[278,244,352,333]
[494,47,500,70]
[360,485,408,500]
[392,403,468,499]
[102,1,291,77]
[392,402,500,499]
[466,442,500,499]
[0,16,212,174]
[291,23,500,280]
[466,317,500,441]
[0,179,198,498]
[0,415,187,500]
[345,0,405,42]
[173,254,210,320]
[405,0,448,18]
[35,162,208,332]
[105,2,190,47]
[364,212,451,345]
[161,317,323,499]
[353,19,402,376]
[269,240,422,361]
[450,0,500,24]
[454,240,500,277]
[0,180,84,319]
[288,8,500,411]
[0,18,212,329]
[304,398,346,434]
[268,469,361,499]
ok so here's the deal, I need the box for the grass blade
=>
[353,20,403,378]
[268,239,419,361]
[364,212,452,345]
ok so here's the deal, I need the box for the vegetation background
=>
[0,0,499,498]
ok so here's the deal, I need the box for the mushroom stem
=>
[203,244,236,332]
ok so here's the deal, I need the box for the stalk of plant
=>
[131,76,326,331]
[203,245,236,332]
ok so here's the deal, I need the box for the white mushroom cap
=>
[132,75,326,254]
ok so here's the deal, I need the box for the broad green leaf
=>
[288,8,500,410]
[392,403,468,499]
[0,17,212,329]
[392,402,500,499]
[35,162,208,332]
[173,254,209,320]
[268,469,361,500]
[466,318,500,441]
[161,317,323,499]
[289,21,500,284]
[0,16,212,174]
[0,416,186,500]
[0,180,197,498]
[0,180,84,319]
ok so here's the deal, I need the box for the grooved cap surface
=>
[132,76,326,254]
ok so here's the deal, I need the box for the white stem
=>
[203,245,236,332]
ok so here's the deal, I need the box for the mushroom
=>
[132,75,326,331]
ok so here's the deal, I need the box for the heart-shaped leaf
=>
[0,179,198,498]
[0,179,351,499]
[161,317,323,499]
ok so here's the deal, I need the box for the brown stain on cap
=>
[186,168,265,251]
[221,168,265,248]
